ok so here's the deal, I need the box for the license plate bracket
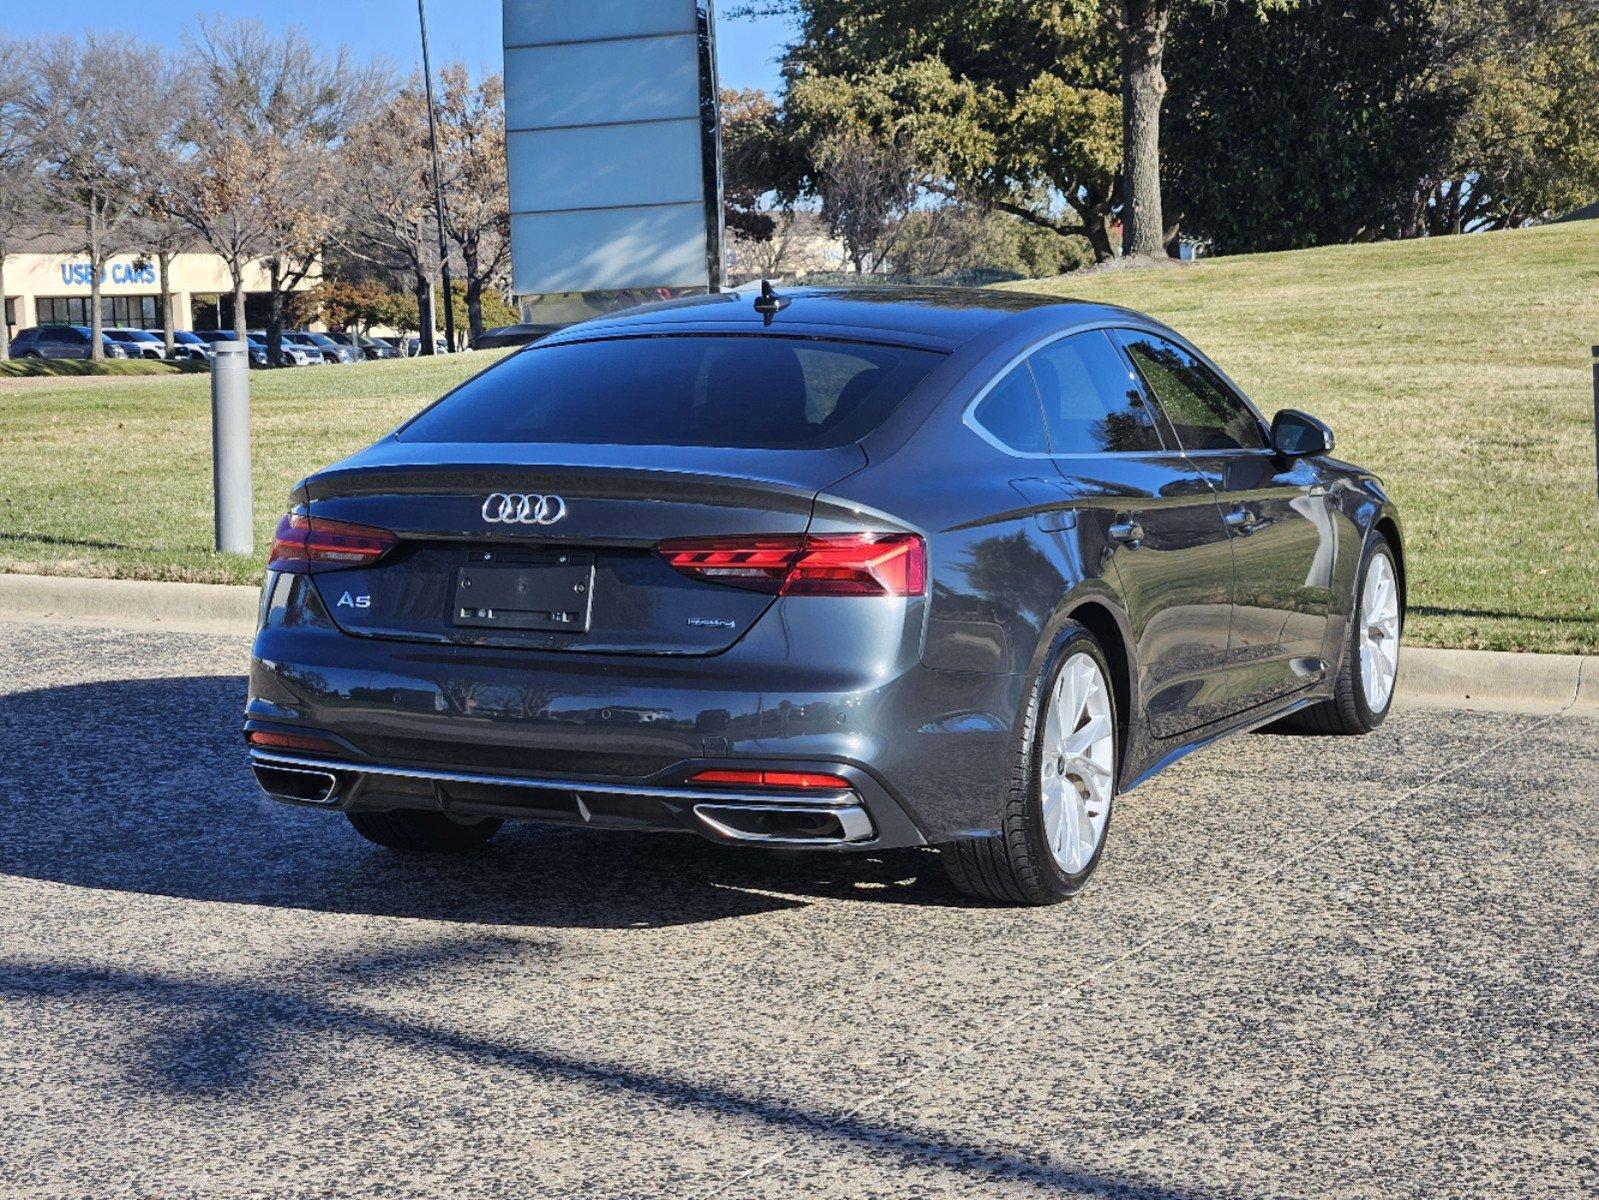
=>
[453,553,595,633]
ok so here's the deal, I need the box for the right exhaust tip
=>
[692,802,875,845]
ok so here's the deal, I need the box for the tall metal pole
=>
[418,0,457,353]
[210,341,253,554]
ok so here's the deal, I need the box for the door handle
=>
[1223,507,1258,535]
[1108,520,1145,549]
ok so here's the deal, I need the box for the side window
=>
[1112,330,1267,452]
[1027,330,1164,454]
[970,363,1049,454]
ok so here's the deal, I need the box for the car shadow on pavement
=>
[0,675,968,929]
[0,937,1214,1200]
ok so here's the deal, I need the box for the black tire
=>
[939,622,1117,905]
[1280,535,1402,736]
[346,809,502,853]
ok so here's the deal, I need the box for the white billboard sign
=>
[502,0,724,296]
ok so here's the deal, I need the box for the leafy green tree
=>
[1165,0,1455,252]
[1165,0,1599,250]
[1422,0,1599,232]
[741,0,1293,260]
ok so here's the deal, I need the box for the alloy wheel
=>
[1360,551,1401,712]
[1040,652,1115,875]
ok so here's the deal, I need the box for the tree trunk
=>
[465,275,485,348]
[267,261,285,367]
[232,270,248,345]
[1084,215,1115,263]
[415,274,435,357]
[1119,1,1170,260]
[88,207,105,362]
[158,251,175,356]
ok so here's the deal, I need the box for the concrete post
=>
[210,341,253,555]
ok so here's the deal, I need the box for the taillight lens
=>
[689,768,853,790]
[268,512,396,574]
[658,533,926,597]
[246,729,343,753]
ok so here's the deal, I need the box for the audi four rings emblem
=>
[481,493,567,525]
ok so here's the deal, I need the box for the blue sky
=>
[0,2,795,93]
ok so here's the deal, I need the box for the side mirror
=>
[1272,409,1334,457]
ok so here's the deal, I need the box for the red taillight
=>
[247,729,343,753]
[658,533,926,597]
[689,768,853,790]
[268,512,396,574]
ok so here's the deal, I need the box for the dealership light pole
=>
[418,0,457,353]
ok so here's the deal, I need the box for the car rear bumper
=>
[247,574,1025,847]
[248,748,910,849]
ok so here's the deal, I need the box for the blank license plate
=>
[453,557,594,633]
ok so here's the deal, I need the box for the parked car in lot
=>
[193,329,273,367]
[104,328,169,360]
[169,330,214,364]
[323,331,402,361]
[245,286,1405,905]
[9,324,131,360]
[283,330,359,365]
[246,330,319,367]
[402,336,452,357]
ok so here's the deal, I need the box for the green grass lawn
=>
[1008,220,1599,654]
[2,220,1596,652]
[0,352,511,585]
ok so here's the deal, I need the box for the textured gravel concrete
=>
[0,621,1594,1199]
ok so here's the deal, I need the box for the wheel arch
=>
[1059,594,1138,781]
[1372,511,1407,619]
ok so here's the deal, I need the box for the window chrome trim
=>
[959,315,1272,460]
[961,318,1186,461]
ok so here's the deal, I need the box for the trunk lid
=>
[301,439,866,655]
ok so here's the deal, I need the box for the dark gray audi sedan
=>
[246,286,1404,904]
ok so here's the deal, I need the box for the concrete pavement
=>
[0,620,1594,1198]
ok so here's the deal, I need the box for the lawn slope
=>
[1011,220,1599,653]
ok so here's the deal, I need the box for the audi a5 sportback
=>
[246,287,1404,904]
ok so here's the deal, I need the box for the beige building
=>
[3,230,318,336]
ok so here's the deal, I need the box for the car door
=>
[37,328,70,359]
[1111,329,1336,713]
[1028,329,1236,739]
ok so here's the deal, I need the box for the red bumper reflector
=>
[690,768,853,790]
[268,512,397,574]
[247,730,343,754]
[658,533,926,597]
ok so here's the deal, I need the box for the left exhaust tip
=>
[252,762,341,807]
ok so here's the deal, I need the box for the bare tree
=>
[435,65,511,347]
[728,212,798,282]
[340,78,445,349]
[176,20,386,363]
[25,35,171,360]
[812,127,922,274]
[0,40,46,361]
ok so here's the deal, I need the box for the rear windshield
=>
[398,335,944,449]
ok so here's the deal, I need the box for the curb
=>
[1,572,1594,714]
[0,572,258,637]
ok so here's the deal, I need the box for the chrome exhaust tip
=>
[252,762,342,807]
[692,802,875,845]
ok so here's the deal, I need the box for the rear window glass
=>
[399,336,944,449]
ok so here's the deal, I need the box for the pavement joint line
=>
[719,699,1576,1191]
